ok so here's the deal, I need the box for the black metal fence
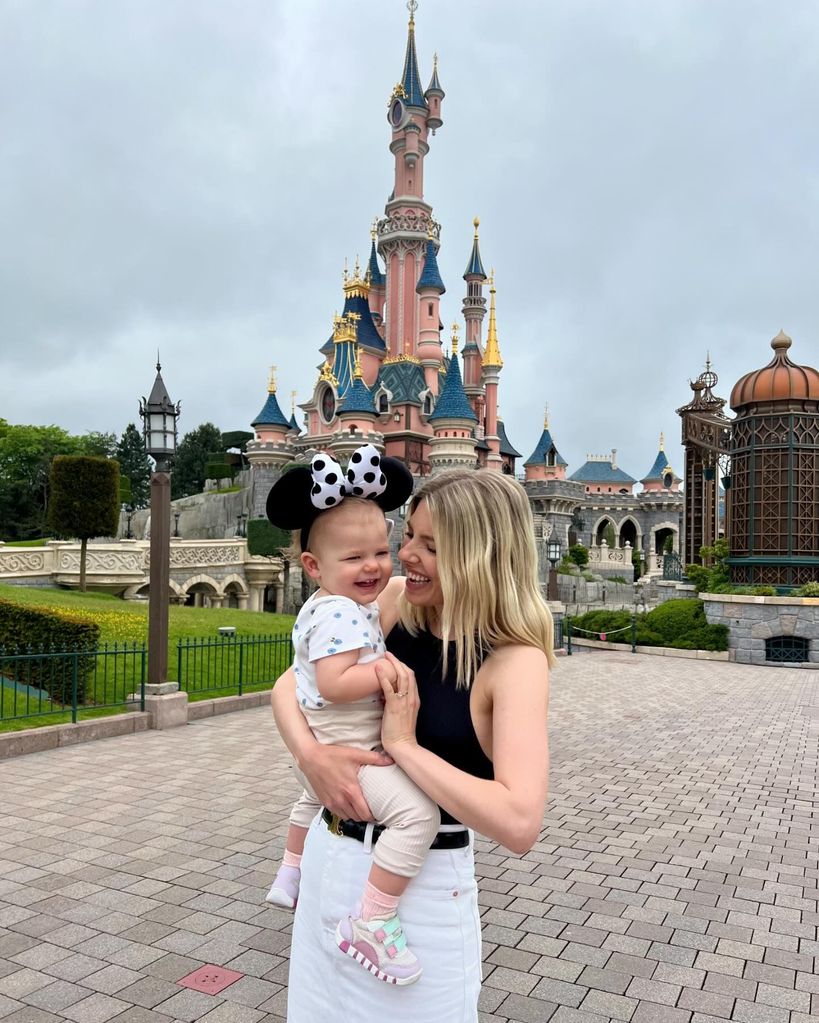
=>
[0,643,146,725]
[176,633,293,696]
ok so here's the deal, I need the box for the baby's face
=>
[309,503,393,604]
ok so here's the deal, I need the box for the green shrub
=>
[570,598,728,652]
[0,599,98,701]
[607,575,631,585]
[247,518,291,557]
[795,581,819,597]
[581,571,595,582]
[205,461,233,482]
[567,543,588,567]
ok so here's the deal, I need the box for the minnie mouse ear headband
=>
[266,443,413,551]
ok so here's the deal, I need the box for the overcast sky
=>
[2,0,818,481]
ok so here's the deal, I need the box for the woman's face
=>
[398,499,444,611]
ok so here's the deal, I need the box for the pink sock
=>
[360,880,401,922]
[282,850,302,869]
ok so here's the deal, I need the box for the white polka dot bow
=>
[309,443,388,510]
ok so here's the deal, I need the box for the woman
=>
[271,469,554,1021]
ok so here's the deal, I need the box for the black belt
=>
[321,808,469,850]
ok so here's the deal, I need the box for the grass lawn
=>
[3,539,49,547]
[0,585,295,730]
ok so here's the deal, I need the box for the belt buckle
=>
[328,813,343,837]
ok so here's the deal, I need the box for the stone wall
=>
[703,593,819,667]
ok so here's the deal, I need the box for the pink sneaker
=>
[265,864,300,909]
[335,912,422,986]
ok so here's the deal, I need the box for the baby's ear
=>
[385,517,395,538]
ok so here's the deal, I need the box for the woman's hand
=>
[377,652,420,754]
[300,742,392,821]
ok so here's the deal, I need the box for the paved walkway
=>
[0,651,817,1023]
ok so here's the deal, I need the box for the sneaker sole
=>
[334,923,422,986]
[265,890,296,909]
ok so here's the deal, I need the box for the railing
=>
[663,552,684,581]
[0,643,146,725]
[176,633,293,696]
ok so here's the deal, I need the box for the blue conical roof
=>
[340,376,377,416]
[252,391,290,429]
[401,18,427,109]
[289,413,300,433]
[524,428,567,467]
[425,61,444,97]
[368,239,385,287]
[497,420,521,458]
[428,353,477,422]
[416,239,445,294]
[464,235,486,279]
[320,291,386,358]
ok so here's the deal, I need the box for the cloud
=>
[2,0,818,483]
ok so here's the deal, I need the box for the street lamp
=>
[236,512,247,538]
[124,504,134,540]
[173,511,181,538]
[546,538,561,602]
[139,360,180,688]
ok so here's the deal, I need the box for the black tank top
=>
[386,623,494,825]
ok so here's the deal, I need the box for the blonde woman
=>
[271,469,554,1021]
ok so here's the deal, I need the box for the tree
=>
[79,432,118,459]
[567,543,589,568]
[48,457,120,591]
[0,422,81,539]
[115,424,151,508]
[171,423,223,498]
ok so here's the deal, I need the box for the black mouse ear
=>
[373,457,414,513]
[265,467,317,529]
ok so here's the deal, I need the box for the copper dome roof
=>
[729,331,819,411]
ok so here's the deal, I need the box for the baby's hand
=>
[373,657,398,691]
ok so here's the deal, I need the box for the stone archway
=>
[593,516,617,547]
[618,516,642,551]
[181,573,222,608]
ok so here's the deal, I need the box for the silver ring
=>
[395,691,406,698]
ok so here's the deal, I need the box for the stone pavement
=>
[0,651,817,1023]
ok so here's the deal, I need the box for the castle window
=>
[423,395,433,415]
[428,302,433,317]
[378,393,388,414]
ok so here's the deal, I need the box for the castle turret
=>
[379,4,441,360]
[641,432,680,493]
[245,367,295,502]
[481,271,504,472]
[428,326,478,473]
[424,52,444,133]
[416,231,445,396]
[524,406,568,482]
[333,347,383,461]
[462,218,487,399]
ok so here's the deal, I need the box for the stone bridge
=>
[0,539,286,612]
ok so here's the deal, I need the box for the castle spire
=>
[464,217,486,279]
[399,0,426,108]
[482,270,503,368]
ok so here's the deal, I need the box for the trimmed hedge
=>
[0,599,99,702]
[247,518,291,557]
[570,598,728,652]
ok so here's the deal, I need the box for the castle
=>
[245,3,683,572]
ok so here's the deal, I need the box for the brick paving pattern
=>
[0,649,816,1022]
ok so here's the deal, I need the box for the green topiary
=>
[567,543,589,567]
[247,518,291,557]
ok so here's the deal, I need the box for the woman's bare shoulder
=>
[478,644,550,692]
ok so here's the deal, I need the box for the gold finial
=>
[342,257,349,284]
[433,51,438,70]
[407,0,417,25]
[353,345,363,379]
[333,312,357,344]
[427,221,436,240]
[659,431,665,451]
[705,351,711,372]
[451,322,460,356]
[482,270,503,368]
[354,254,361,278]
[268,365,277,393]
[371,218,378,241]
[544,404,549,429]
[473,216,480,238]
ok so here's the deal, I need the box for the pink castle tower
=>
[523,406,569,482]
[253,3,522,482]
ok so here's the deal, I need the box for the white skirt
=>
[287,813,482,1022]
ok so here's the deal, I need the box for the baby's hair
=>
[299,497,387,556]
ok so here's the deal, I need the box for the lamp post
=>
[236,512,247,538]
[139,361,180,689]
[547,538,561,603]
[173,511,181,538]
[124,504,134,540]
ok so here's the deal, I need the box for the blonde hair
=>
[398,469,556,687]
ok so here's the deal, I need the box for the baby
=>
[265,447,438,986]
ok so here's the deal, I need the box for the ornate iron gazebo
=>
[727,331,819,587]
[676,360,731,566]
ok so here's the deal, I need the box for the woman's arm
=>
[376,575,405,636]
[378,647,549,854]
[271,668,391,821]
